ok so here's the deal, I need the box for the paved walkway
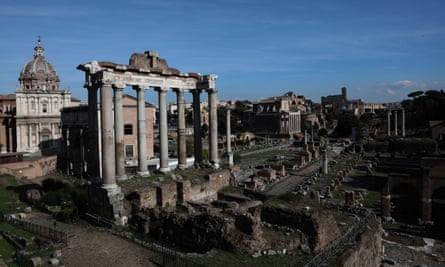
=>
[266,159,322,196]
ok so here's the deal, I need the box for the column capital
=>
[154,86,169,93]
[100,78,114,87]
[191,89,202,95]
[172,87,186,94]
[132,85,148,91]
[113,84,125,91]
[86,85,99,91]
[206,88,218,94]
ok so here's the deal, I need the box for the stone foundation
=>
[133,169,230,209]
[87,185,126,225]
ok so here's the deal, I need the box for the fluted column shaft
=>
[157,87,170,172]
[114,86,127,180]
[387,111,391,136]
[136,87,149,175]
[175,88,187,169]
[87,86,101,182]
[208,88,219,168]
[192,90,203,165]
[100,81,116,188]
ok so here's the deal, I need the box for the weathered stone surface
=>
[48,258,60,266]
[340,216,382,267]
[137,206,265,254]
[261,206,341,252]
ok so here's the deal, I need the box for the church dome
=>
[19,38,60,91]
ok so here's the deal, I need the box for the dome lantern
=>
[19,37,60,91]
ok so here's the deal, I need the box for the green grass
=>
[184,249,311,267]
[0,236,18,267]
[0,175,27,214]
[0,223,36,240]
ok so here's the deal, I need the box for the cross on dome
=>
[34,36,45,58]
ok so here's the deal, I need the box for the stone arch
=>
[390,182,421,224]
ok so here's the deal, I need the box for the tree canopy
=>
[402,89,445,129]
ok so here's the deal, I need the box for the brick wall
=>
[0,155,57,178]
[133,170,230,209]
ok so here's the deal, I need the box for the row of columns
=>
[387,109,405,137]
[87,83,219,188]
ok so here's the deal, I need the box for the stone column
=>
[114,86,127,180]
[402,109,406,137]
[207,88,219,168]
[394,110,398,136]
[174,88,187,169]
[322,149,328,174]
[156,87,170,173]
[100,81,116,188]
[87,86,101,182]
[192,90,203,165]
[135,86,149,176]
[387,111,391,136]
[226,109,233,167]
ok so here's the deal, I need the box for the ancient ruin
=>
[77,51,220,223]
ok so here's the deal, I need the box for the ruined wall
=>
[139,207,266,254]
[0,155,57,178]
[189,170,230,201]
[138,187,157,209]
[304,209,382,267]
[176,180,191,203]
[261,206,341,252]
[340,220,382,267]
[157,183,177,207]
[132,170,230,209]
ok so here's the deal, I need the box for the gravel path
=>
[26,213,159,266]
[62,227,159,267]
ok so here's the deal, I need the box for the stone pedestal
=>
[87,184,126,226]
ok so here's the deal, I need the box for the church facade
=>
[15,38,76,155]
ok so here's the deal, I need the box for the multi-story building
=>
[0,94,16,153]
[251,92,303,137]
[15,38,77,155]
[59,94,156,177]
[321,87,387,115]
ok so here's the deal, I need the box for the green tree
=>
[332,111,360,138]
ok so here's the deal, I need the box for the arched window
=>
[42,103,48,113]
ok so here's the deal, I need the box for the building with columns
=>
[0,94,16,153]
[59,95,156,178]
[386,102,406,137]
[15,38,77,155]
[251,92,302,137]
[76,50,219,224]
[76,50,219,179]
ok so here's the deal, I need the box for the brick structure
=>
[381,158,445,223]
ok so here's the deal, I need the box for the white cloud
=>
[386,89,396,95]
[376,80,445,98]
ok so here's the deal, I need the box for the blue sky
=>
[1,0,444,104]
